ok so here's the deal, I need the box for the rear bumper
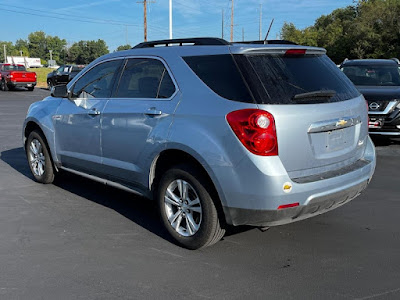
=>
[219,136,376,227]
[226,179,368,227]
[9,81,37,88]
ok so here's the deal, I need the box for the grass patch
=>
[28,68,53,88]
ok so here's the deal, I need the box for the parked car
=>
[23,38,376,249]
[47,65,85,89]
[0,63,36,91]
[340,59,400,136]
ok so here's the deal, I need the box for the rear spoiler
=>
[231,47,327,56]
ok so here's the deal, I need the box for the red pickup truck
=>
[0,64,37,91]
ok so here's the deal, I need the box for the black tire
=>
[27,87,34,91]
[47,80,53,90]
[1,79,8,91]
[157,164,225,249]
[26,130,55,184]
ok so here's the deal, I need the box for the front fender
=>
[23,98,62,164]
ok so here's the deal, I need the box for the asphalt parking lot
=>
[1,89,400,300]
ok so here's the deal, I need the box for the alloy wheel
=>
[28,139,46,176]
[164,179,202,237]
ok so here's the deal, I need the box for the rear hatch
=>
[231,46,368,176]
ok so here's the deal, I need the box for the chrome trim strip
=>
[59,166,147,197]
[308,116,361,133]
[368,100,398,115]
[369,132,400,136]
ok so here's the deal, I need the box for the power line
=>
[0,7,142,28]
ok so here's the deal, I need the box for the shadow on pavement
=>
[0,147,252,244]
[0,147,174,244]
[371,136,400,147]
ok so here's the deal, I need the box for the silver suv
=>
[23,38,376,249]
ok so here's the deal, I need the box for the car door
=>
[53,59,123,176]
[58,66,71,84]
[101,57,179,190]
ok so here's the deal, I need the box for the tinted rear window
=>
[341,65,400,86]
[183,55,253,103]
[234,54,360,104]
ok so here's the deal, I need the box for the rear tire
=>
[27,87,34,91]
[26,130,55,184]
[157,164,225,249]
[1,79,8,91]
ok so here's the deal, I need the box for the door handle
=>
[145,107,162,116]
[88,108,101,116]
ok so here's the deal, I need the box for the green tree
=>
[280,0,400,63]
[116,44,132,51]
[0,41,15,62]
[27,31,66,64]
[68,39,109,64]
[28,31,47,59]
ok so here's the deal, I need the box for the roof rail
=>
[133,37,230,49]
[233,40,297,45]
[390,58,400,64]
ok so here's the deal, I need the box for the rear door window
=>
[115,58,176,99]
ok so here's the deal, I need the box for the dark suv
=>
[341,59,400,136]
[47,65,85,90]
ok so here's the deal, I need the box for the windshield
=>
[234,54,360,104]
[341,65,400,86]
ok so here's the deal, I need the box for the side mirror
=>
[51,84,69,98]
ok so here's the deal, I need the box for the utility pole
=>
[3,44,6,63]
[259,4,262,40]
[137,0,154,42]
[230,0,234,42]
[125,25,128,45]
[222,9,224,39]
[169,0,172,39]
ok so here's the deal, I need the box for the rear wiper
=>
[293,90,336,101]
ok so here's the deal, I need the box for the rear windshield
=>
[3,65,26,71]
[235,54,360,104]
[184,54,359,104]
[341,65,400,86]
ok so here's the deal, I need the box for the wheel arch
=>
[24,120,57,171]
[150,148,228,225]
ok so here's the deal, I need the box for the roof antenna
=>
[263,18,274,44]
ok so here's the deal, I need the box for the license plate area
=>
[310,126,356,158]
[26,84,32,87]
[369,117,384,129]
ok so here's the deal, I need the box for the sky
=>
[1,0,355,51]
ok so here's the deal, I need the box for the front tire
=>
[157,165,225,249]
[26,130,55,184]
[47,80,53,90]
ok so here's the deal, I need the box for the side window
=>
[115,58,176,99]
[72,60,122,99]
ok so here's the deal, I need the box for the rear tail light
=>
[285,49,306,56]
[226,109,278,156]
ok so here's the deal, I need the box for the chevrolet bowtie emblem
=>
[336,119,348,127]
